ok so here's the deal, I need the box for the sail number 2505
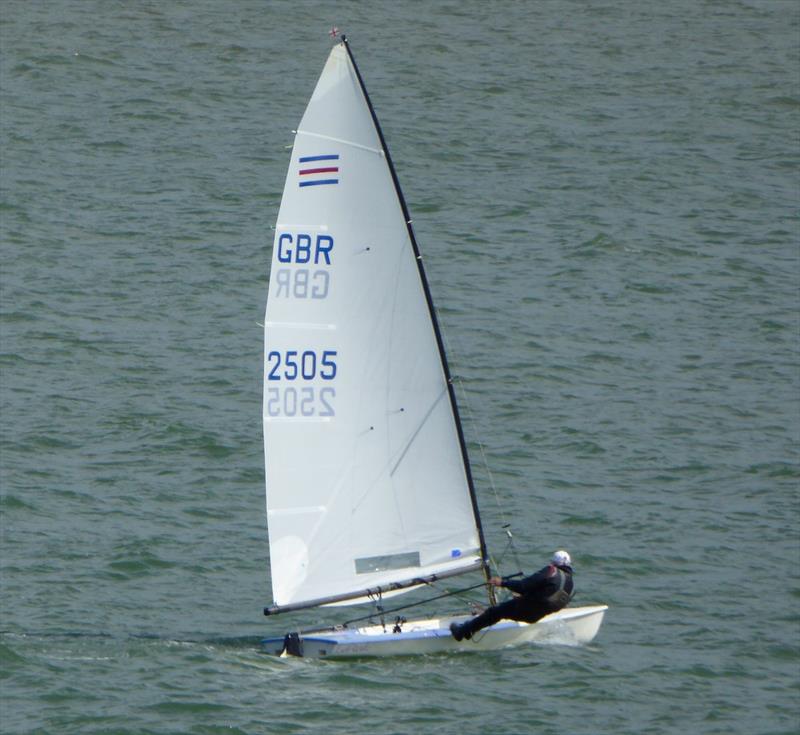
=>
[266,350,337,381]
[265,350,337,418]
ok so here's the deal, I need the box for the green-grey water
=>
[1,1,798,733]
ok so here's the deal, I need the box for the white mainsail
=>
[264,41,484,611]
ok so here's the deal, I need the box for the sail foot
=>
[263,559,483,616]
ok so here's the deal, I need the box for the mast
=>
[341,37,496,603]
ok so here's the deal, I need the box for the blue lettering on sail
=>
[266,350,337,381]
[277,233,334,264]
[274,233,334,300]
[265,350,337,418]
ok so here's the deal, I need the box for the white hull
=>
[262,604,607,659]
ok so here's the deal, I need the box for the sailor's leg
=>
[451,599,519,640]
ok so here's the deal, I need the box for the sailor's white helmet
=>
[551,549,571,567]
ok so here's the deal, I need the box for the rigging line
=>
[425,579,486,613]
[287,573,524,637]
[437,318,508,529]
[338,575,522,629]
[458,376,506,526]
[503,523,524,575]
[494,526,524,577]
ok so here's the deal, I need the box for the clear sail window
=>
[354,552,421,575]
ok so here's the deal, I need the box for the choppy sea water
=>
[1,1,798,734]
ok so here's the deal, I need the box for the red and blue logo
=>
[298,154,339,187]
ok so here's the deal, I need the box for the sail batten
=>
[264,41,485,610]
[297,129,383,155]
[264,321,337,330]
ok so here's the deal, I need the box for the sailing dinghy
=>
[261,37,607,658]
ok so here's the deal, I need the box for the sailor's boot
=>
[449,621,473,641]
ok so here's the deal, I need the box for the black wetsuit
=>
[458,563,574,638]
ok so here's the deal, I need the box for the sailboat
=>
[260,36,607,658]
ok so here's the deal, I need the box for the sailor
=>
[450,550,575,641]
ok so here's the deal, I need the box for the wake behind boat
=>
[260,36,606,658]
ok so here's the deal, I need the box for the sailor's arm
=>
[489,575,527,595]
